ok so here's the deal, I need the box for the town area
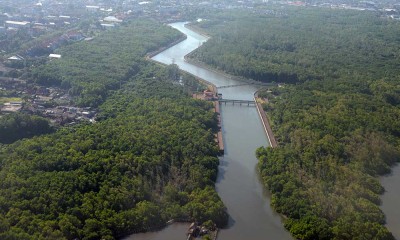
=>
[1,0,400,125]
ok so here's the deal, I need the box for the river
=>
[381,164,400,240]
[126,22,291,240]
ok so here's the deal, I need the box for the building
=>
[103,16,123,23]
[59,15,71,20]
[7,55,24,61]
[203,89,215,101]
[100,23,115,29]
[5,21,31,28]
[86,6,100,12]
[49,54,62,59]
[1,102,22,113]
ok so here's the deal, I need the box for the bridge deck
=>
[218,99,256,105]
[217,82,275,89]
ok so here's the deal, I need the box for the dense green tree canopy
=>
[190,8,400,84]
[30,19,183,107]
[190,7,400,239]
[0,113,54,144]
[0,20,227,240]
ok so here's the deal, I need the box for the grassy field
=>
[0,97,22,105]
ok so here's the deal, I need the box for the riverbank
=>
[184,52,276,88]
[181,24,267,87]
[146,34,188,59]
[147,42,224,154]
[254,91,278,148]
[145,22,292,240]
[184,22,212,38]
[179,27,244,84]
[214,100,224,153]
[182,23,277,149]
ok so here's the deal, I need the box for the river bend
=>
[128,22,291,240]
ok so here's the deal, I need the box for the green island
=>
[188,8,400,240]
[0,19,227,240]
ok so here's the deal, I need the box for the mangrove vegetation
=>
[190,8,400,240]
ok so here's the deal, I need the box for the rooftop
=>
[49,54,62,59]
[5,21,30,26]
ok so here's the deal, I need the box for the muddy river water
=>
[126,22,291,240]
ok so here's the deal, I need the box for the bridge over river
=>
[218,99,256,106]
[216,82,275,89]
[128,22,292,240]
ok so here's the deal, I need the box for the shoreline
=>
[184,22,212,38]
[182,23,278,148]
[184,53,276,87]
[182,22,293,240]
[146,34,188,59]
[141,22,281,239]
[146,35,224,155]
[254,91,278,148]
[133,31,224,239]
[181,23,273,86]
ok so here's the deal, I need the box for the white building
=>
[7,55,24,61]
[49,54,62,59]
[104,16,123,23]
[100,23,115,29]
[86,6,100,12]
[5,21,31,28]
[59,15,71,20]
